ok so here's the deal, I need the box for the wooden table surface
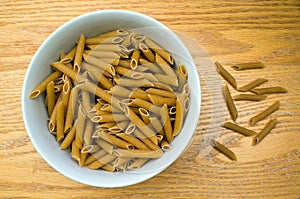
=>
[1,0,299,198]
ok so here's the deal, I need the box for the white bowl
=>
[22,10,201,187]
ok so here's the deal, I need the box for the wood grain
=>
[0,0,299,198]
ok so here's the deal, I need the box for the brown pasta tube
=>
[223,122,256,136]
[249,101,279,126]
[215,61,237,89]
[233,94,266,101]
[237,78,268,92]
[252,118,277,146]
[223,84,238,122]
[211,140,237,161]
[231,62,265,70]
[251,87,288,95]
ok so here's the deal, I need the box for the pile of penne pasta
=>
[29,29,190,171]
[211,61,287,161]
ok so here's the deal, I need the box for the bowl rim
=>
[21,9,201,187]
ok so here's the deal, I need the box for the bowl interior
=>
[22,10,201,187]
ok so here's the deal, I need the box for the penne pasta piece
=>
[211,140,237,161]
[130,49,140,70]
[131,98,161,115]
[176,64,188,92]
[124,123,136,134]
[145,38,174,65]
[113,157,132,170]
[84,150,107,166]
[121,32,135,47]
[87,44,126,52]
[152,82,173,92]
[155,74,178,87]
[160,104,173,143]
[60,46,76,64]
[85,50,120,59]
[96,113,128,123]
[232,62,266,70]
[169,106,176,115]
[116,133,149,150]
[148,94,176,106]
[155,53,178,86]
[64,88,78,133]
[85,36,124,45]
[74,34,85,72]
[60,123,77,150]
[173,93,186,137]
[139,58,163,74]
[48,93,62,132]
[139,43,155,62]
[51,62,85,82]
[97,130,134,149]
[81,61,114,78]
[29,71,62,98]
[223,122,256,136]
[118,59,131,68]
[56,101,65,142]
[139,108,150,124]
[251,86,288,95]
[46,81,55,116]
[215,61,237,89]
[54,84,63,93]
[79,152,88,167]
[249,101,280,126]
[108,85,132,98]
[102,163,116,172]
[116,120,130,131]
[95,139,114,154]
[161,140,172,152]
[133,129,160,150]
[124,106,157,143]
[237,78,268,92]
[83,55,115,76]
[252,118,277,146]
[71,140,81,162]
[87,153,117,170]
[113,149,163,159]
[149,117,164,136]
[92,29,128,39]
[81,145,100,154]
[223,84,238,122]
[127,158,149,170]
[114,78,153,88]
[61,77,72,111]
[233,94,266,101]
[75,104,86,149]
[83,119,93,146]
[130,88,149,101]
[145,88,176,98]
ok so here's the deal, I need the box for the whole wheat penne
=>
[139,108,150,124]
[51,62,85,82]
[146,88,176,98]
[113,149,163,159]
[85,50,120,59]
[87,153,117,170]
[161,140,172,152]
[173,93,186,137]
[113,157,132,170]
[95,139,114,154]
[60,46,76,64]
[114,78,153,88]
[223,122,256,136]
[215,61,237,89]
[155,74,178,87]
[156,53,178,86]
[223,84,238,122]
[54,84,63,93]
[102,163,116,172]
[48,93,62,132]
[176,64,188,92]
[97,130,134,149]
[60,123,77,150]
[83,119,93,146]
[64,88,78,133]
[133,129,160,150]
[252,118,277,146]
[79,152,88,167]
[71,140,81,162]
[83,55,115,75]
[251,87,287,95]
[148,94,176,106]
[131,98,161,115]
[145,38,174,65]
[160,104,173,143]
[237,78,268,92]
[56,101,65,142]
[149,117,164,136]
[211,140,237,161]
[169,106,176,115]
[124,122,136,134]
[152,82,173,92]
[233,94,266,101]
[75,104,86,148]
[84,149,107,166]
[85,36,124,45]
[81,61,114,77]
[121,32,135,47]
[232,62,266,70]
[96,113,128,123]
[46,81,55,116]
[249,101,280,126]
[87,44,126,52]
[139,58,163,74]
[74,34,85,72]
[130,89,149,101]
[139,43,155,62]
[90,29,128,39]
[117,133,149,150]
[102,57,120,66]
[124,106,157,142]
[81,145,100,154]
[61,77,72,111]
[130,49,140,70]
[127,158,149,170]
[29,71,62,98]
